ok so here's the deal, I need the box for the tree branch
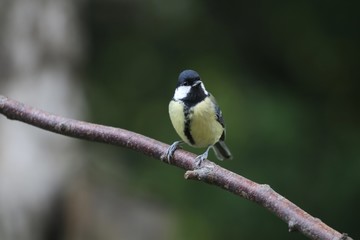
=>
[0,95,352,240]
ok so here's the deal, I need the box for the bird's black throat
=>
[182,84,208,108]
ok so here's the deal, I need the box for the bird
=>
[166,69,232,166]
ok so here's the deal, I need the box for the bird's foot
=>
[195,152,208,167]
[194,146,212,167]
[163,141,183,163]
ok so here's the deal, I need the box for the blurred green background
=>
[83,0,359,239]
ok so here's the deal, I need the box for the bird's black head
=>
[177,69,201,87]
[173,69,209,105]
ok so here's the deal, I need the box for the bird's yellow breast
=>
[169,97,224,148]
[169,100,187,143]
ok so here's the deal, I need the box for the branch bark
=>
[0,95,353,240]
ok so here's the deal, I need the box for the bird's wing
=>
[209,94,226,141]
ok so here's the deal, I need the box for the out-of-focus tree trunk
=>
[0,0,85,239]
[0,1,175,239]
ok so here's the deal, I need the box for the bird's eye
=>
[183,82,189,86]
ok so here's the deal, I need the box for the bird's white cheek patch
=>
[174,86,191,100]
[200,82,208,95]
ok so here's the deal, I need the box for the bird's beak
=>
[193,80,202,87]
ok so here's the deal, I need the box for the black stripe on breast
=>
[183,105,195,145]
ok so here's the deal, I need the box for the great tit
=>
[166,69,232,166]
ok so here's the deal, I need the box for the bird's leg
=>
[165,141,183,163]
[195,146,212,167]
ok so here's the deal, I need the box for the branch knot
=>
[184,164,214,180]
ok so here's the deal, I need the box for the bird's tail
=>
[212,141,232,160]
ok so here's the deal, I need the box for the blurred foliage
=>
[83,0,359,239]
